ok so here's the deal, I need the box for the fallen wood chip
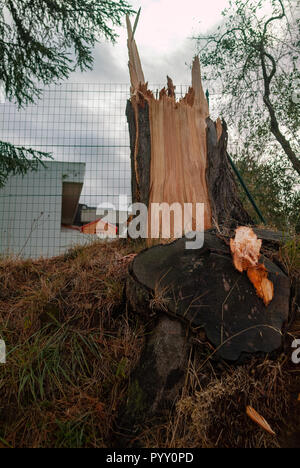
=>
[230,227,274,306]
[247,264,274,307]
[119,254,138,263]
[246,405,276,436]
[230,227,262,273]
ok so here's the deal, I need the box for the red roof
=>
[80,218,118,233]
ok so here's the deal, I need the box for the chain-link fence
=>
[0,83,195,259]
[0,83,134,258]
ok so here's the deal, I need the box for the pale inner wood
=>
[126,16,213,241]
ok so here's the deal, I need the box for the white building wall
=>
[0,161,93,259]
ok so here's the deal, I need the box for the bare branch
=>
[262,0,285,37]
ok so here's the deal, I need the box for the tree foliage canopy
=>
[1,0,135,106]
[0,141,50,187]
[195,0,300,177]
[0,0,134,187]
[235,149,300,231]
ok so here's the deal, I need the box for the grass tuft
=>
[0,240,145,448]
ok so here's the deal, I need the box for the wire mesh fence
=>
[0,82,192,259]
[0,83,132,258]
[1,83,133,206]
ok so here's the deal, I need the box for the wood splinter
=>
[230,227,274,306]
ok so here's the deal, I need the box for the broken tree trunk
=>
[120,16,292,442]
[126,16,252,243]
[120,229,291,439]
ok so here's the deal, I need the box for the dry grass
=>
[144,359,289,448]
[0,239,146,448]
[0,236,299,448]
[149,282,172,313]
[279,234,300,280]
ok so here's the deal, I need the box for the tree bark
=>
[205,118,252,226]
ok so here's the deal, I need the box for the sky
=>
[0,0,231,211]
[70,0,230,85]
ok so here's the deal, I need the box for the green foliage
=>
[195,0,300,177]
[0,141,51,187]
[0,0,134,187]
[233,149,300,232]
[280,235,300,279]
[0,0,135,107]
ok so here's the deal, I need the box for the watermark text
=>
[291,339,300,364]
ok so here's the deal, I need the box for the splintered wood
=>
[230,227,262,272]
[230,227,274,306]
[126,16,212,240]
[246,406,276,436]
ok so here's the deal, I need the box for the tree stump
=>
[121,16,291,438]
[120,230,291,435]
[127,231,290,362]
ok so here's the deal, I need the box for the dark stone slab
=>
[253,228,290,246]
[128,232,290,361]
[118,316,190,437]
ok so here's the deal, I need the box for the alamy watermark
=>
[291,339,300,365]
[96,197,205,250]
[0,339,6,364]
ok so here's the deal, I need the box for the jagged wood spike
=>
[132,7,141,42]
[192,56,209,117]
[126,15,145,91]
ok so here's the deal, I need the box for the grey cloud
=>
[0,33,218,209]
[0,80,132,207]
[69,42,129,84]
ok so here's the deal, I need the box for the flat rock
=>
[128,232,290,361]
[118,316,190,436]
[253,228,290,245]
